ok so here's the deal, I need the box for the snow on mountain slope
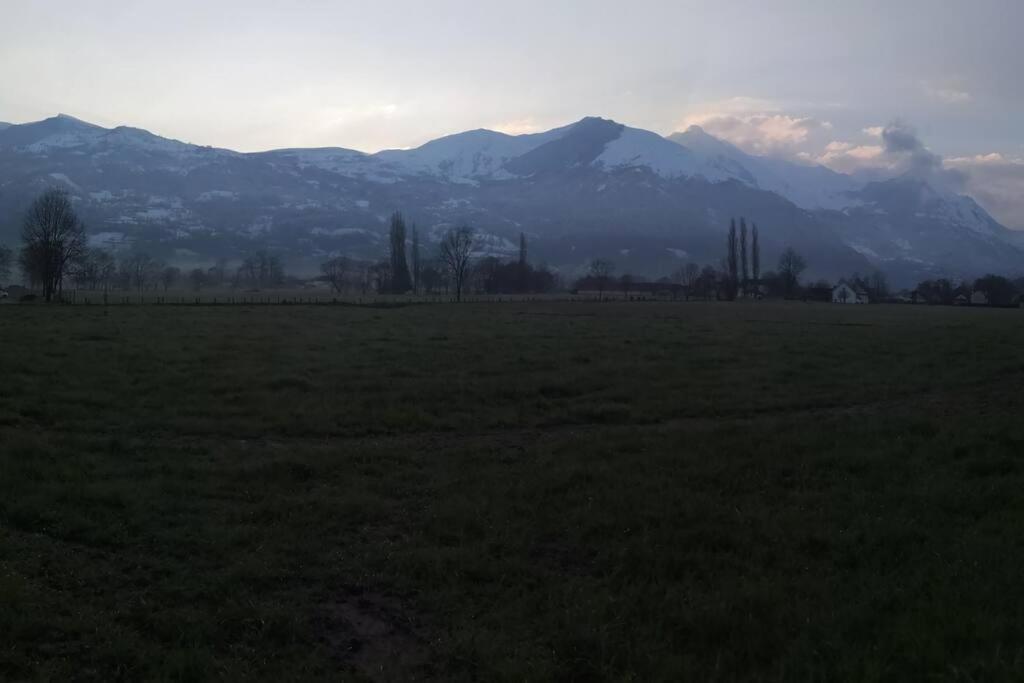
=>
[596,126,736,181]
[374,126,566,181]
[0,113,1020,281]
[851,176,1005,238]
[668,126,861,210]
[255,147,400,182]
[99,126,209,155]
[750,157,862,211]
[0,114,107,152]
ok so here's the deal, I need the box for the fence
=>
[10,291,667,307]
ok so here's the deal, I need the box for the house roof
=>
[833,280,869,296]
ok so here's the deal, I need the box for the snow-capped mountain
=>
[668,126,863,210]
[0,113,1020,283]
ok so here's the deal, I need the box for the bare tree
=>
[71,249,100,289]
[421,264,443,294]
[237,251,284,289]
[674,262,700,300]
[95,251,116,292]
[19,189,87,302]
[588,258,615,300]
[620,273,634,299]
[698,265,718,300]
[369,260,392,294]
[74,248,118,291]
[160,266,181,292]
[77,250,116,291]
[122,253,160,292]
[778,248,807,299]
[321,256,351,293]
[0,244,11,285]
[439,226,475,302]
[189,268,206,291]
[207,257,228,287]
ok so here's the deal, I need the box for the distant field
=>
[2,301,1024,681]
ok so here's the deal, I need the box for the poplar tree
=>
[751,222,761,288]
[739,217,749,296]
[518,232,528,293]
[726,218,739,301]
[411,223,421,293]
[389,211,412,293]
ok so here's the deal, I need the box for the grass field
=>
[2,301,1024,681]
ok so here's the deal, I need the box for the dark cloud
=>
[882,122,923,155]
[882,120,966,190]
[883,121,941,171]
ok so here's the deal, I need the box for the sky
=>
[2,0,1023,226]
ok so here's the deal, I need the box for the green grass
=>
[2,301,1024,681]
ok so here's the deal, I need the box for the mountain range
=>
[0,113,1021,286]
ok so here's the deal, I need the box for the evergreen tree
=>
[739,217,749,296]
[726,218,739,300]
[518,232,528,293]
[751,223,761,288]
[411,223,421,293]
[389,211,412,293]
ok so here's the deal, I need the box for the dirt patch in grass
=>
[317,590,432,680]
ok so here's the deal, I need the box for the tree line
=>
[574,217,812,301]
[0,188,297,301]
[319,212,560,301]
[5,192,1021,306]
[913,275,1024,307]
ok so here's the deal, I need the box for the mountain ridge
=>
[0,113,1020,285]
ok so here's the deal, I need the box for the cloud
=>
[932,88,972,103]
[882,120,941,170]
[879,120,967,189]
[813,141,887,173]
[678,107,831,157]
[673,96,835,157]
[813,122,1023,229]
[679,101,1022,230]
[946,152,1014,165]
[490,117,543,135]
[923,80,972,104]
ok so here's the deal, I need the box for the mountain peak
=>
[50,113,104,129]
[571,116,623,131]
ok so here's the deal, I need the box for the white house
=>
[832,281,870,304]
[970,291,989,306]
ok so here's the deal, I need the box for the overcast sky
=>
[2,0,1023,226]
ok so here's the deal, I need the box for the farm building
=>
[971,291,990,306]
[832,281,870,304]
